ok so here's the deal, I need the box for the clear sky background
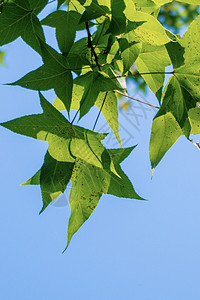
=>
[1,3,200,300]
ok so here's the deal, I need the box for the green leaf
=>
[149,15,200,168]
[54,88,122,146]
[40,152,74,213]
[157,75,196,136]
[29,0,49,15]
[179,15,200,62]
[106,0,126,36]
[150,112,182,169]
[67,146,143,248]
[68,0,85,13]
[154,0,200,5]
[10,41,73,112]
[42,11,82,54]
[136,44,171,100]
[149,64,199,168]
[0,93,119,173]
[188,107,200,135]
[0,0,46,54]
[134,0,159,13]
[165,41,185,69]
[120,39,140,73]
[21,151,74,212]
[23,145,142,249]
[123,0,136,19]
[125,12,170,46]
[95,91,122,146]
[106,38,120,64]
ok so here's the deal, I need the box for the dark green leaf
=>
[106,0,126,36]
[10,41,73,111]
[40,152,74,212]
[42,11,82,54]
[0,0,46,54]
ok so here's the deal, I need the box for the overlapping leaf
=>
[22,145,143,248]
[54,87,122,145]
[73,70,122,118]
[136,43,171,100]
[0,93,119,174]
[66,146,142,248]
[150,15,200,168]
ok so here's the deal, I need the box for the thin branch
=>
[93,92,108,130]
[115,90,160,109]
[113,71,174,79]
[86,21,102,71]
[131,71,174,76]
[70,109,79,125]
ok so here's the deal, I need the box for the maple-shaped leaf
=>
[150,15,200,168]
[10,40,73,112]
[0,0,47,54]
[0,93,120,174]
[136,43,171,101]
[23,146,143,249]
[74,71,122,118]
[41,11,92,55]
[67,146,143,248]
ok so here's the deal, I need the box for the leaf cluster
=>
[0,0,200,250]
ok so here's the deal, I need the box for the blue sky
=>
[0,2,200,300]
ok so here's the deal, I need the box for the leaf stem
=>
[114,90,159,109]
[131,71,174,76]
[70,110,79,125]
[114,71,174,79]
